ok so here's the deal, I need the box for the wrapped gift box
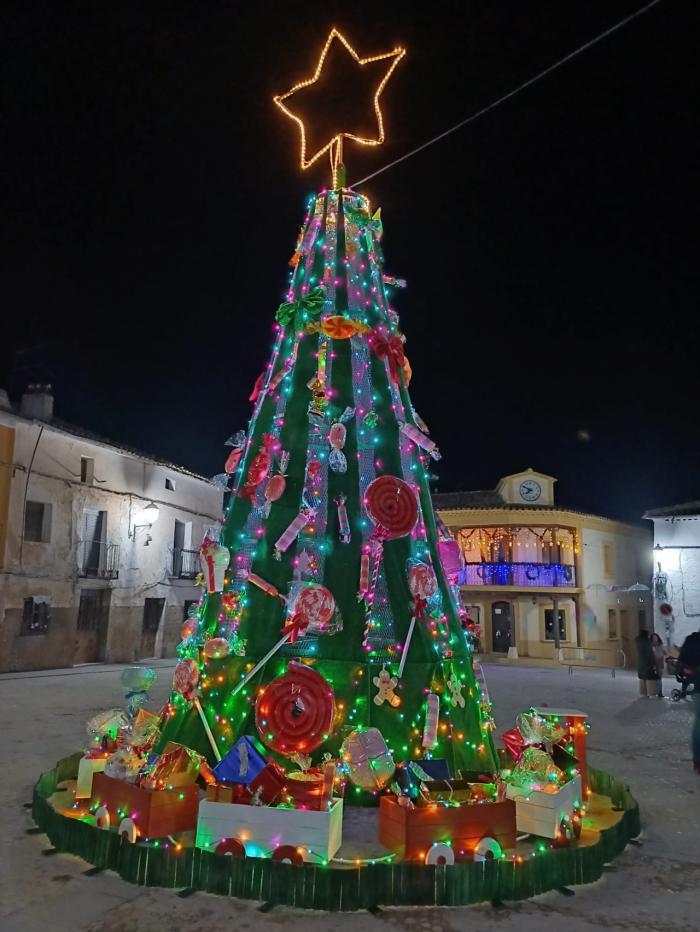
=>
[341,728,395,791]
[91,772,200,839]
[380,795,517,862]
[206,783,249,804]
[196,797,344,861]
[414,758,451,781]
[248,762,288,806]
[212,735,268,785]
[140,741,203,789]
[76,753,110,799]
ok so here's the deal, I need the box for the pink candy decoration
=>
[335,494,350,544]
[399,421,440,460]
[408,562,439,600]
[274,508,313,558]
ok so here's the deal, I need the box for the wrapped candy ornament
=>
[335,494,351,544]
[422,693,440,749]
[328,406,354,473]
[274,506,315,559]
[238,433,275,503]
[224,430,246,474]
[263,450,290,516]
[399,421,441,460]
[199,537,230,593]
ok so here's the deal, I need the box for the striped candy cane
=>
[422,693,440,749]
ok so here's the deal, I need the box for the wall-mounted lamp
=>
[131,501,160,543]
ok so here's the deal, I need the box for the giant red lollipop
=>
[256,661,335,755]
[365,475,418,539]
[364,475,418,604]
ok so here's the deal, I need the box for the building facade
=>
[434,469,652,669]
[644,501,700,650]
[0,387,223,673]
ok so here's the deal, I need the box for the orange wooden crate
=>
[91,772,200,839]
[379,796,516,861]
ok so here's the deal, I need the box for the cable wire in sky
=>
[350,0,665,189]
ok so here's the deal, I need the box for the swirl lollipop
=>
[364,475,418,603]
[255,661,335,755]
[398,561,439,678]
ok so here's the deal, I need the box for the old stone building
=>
[0,386,223,672]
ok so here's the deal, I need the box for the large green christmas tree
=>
[159,31,497,799]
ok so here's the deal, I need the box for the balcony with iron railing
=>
[459,562,576,588]
[77,539,120,579]
[171,547,200,579]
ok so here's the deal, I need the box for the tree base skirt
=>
[32,754,640,910]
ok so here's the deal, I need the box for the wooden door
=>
[140,598,165,658]
[75,588,110,663]
[491,601,512,653]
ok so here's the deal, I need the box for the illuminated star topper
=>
[273,28,406,186]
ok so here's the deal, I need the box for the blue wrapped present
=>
[212,735,268,785]
[415,758,450,780]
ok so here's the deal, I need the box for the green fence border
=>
[32,754,640,910]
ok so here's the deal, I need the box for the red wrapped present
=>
[247,762,288,806]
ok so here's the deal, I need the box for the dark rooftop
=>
[643,502,700,519]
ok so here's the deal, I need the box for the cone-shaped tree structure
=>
[160,188,497,796]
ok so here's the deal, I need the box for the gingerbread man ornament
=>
[373,666,400,708]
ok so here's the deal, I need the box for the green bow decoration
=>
[345,206,383,240]
[275,286,326,330]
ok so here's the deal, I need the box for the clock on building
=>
[519,479,541,502]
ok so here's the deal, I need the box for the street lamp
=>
[131,501,160,541]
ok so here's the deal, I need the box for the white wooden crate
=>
[506,775,582,838]
[196,798,343,862]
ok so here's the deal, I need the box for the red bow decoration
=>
[282,614,309,644]
[411,596,428,620]
[369,329,405,384]
[501,727,526,763]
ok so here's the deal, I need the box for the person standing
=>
[650,632,666,697]
[635,629,658,697]
[678,627,700,774]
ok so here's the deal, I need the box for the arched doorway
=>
[491,601,512,653]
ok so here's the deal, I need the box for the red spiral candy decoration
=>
[365,475,418,540]
[255,662,335,755]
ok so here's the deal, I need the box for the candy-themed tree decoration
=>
[199,537,230,593]
[341,728,395,791]
[239,433,275,502]
[224,430,246,474]
[173,658,199,703]
[373,666,400,707]
[422,693,440,749]
[447,670,466,708]
[335,494,351,544]
[256,661,335,755]
[264,450,290,515]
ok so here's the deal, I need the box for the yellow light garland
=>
[273,28,405,185]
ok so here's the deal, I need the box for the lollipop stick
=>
[231,632,292,697]
[194,697,222,761]
[397,615,417,679]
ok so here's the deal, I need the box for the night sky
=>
[3,1,695,523]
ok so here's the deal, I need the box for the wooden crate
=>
[91,772,200,839]
[379,796,517,862]
[195,798,343,862]
[506,774,582,838]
